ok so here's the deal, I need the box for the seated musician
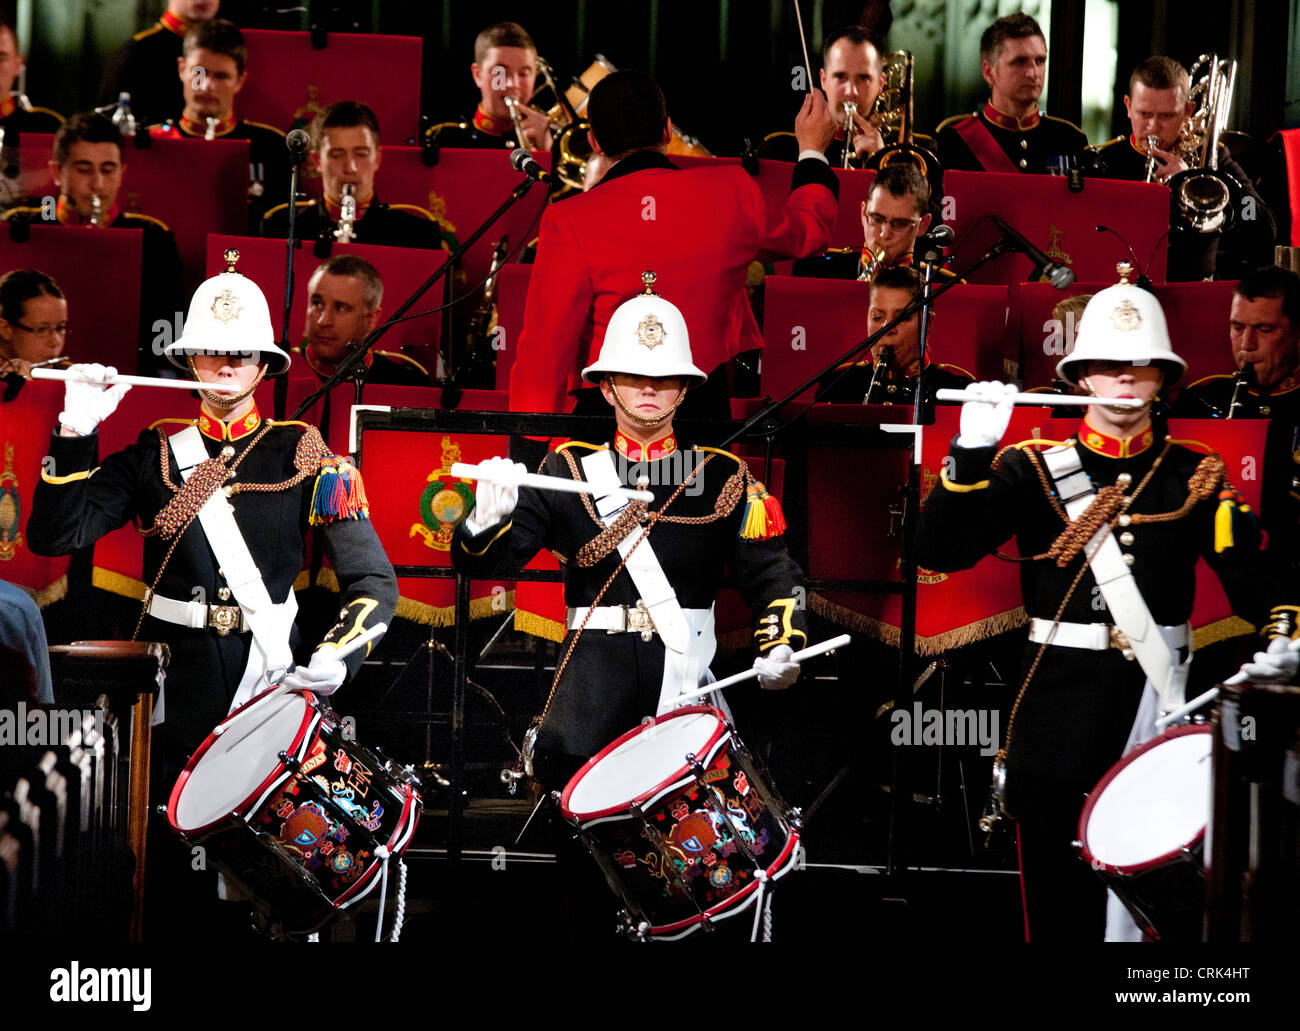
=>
[917,263,1297,941]
[27,254,396,938]
[1089,56,1274,281]
[261,100,450,251]
[295,255,431,387]
[759,24,884,169]
[816,265,971,404]
[935,13,1086,175]
[427,21,553,152]
[1173,265,1300,573]
[451,277,804,934]
[0,269,66,384]
[148,19,287,231]
[3,112,183,373]
[0,14,63,137]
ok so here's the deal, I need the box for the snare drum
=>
[559,705,800,940]
[167,688,421,935]
[1077,724,1212,941]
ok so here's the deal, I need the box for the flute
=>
[934,389,1143,408]
[31,367,244,392]
[450,461,654,503]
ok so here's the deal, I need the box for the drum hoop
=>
[1076,723,1212,875]
[331,791,422,910]
[166,689,316,837]
[643,831,802,939]
[559,704,730,822]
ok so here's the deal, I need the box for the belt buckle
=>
[209,604,242,636]
[1109,626,1136,660]
[628,600,656,642]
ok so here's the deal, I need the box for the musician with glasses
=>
[1089,56,1274,281]
[917,265,1296,941]
[935,13,1086,175]
[0,269,67,385]
[760,25,884,169]
[427,21,553,152]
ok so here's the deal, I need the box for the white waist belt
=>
[147,592,248,634]
[567,604,712,636]
[1028,618,1188,652]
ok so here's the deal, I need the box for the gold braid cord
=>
[1045,485,1127,567]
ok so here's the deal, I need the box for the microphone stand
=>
[290,174,541,424]
[274,152,306,420]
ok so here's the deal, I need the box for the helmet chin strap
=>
[605,375,688,429]
[187,355,267,411]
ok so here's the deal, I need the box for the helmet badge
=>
[636,313,666,350]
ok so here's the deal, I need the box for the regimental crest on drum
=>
[281,802,331,853]
[0,443,23,561]
[411,436,477,551]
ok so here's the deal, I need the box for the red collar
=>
[983,101,1040,132]
[324,192,373,221]
[1078,414,1156,459]
[614,429,677,461]
[1252,371,1300,397]
[159,10,190,36]
[56,196,120,226]
[472,106,511,136]
[1128,133,1153,156]
[0,96,14,119]
[179,113,237,138]
[300,342,372,379]
[198,402,262,442]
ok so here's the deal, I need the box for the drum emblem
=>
[670,801,689,821]
[282,803,331,852]
[615,850,637,869]
[708,863,732,888]
[331,849,355,874]
[733,772,750,796]
[669,812,717,855]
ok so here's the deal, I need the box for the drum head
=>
[171,690,312,833]
[563,706,726,820]
[1080,726,1212,873]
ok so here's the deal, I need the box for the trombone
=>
[864,51,943,198]
[1167,54,1240,234]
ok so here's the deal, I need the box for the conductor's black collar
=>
[596,149,678,187]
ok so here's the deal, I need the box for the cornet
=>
[333,184,357,243]
[841,102,859,169]
[1143,134,1161,183]
[504,95,532,150]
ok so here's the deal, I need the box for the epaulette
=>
[1183,373,1234,392]
[261,199,314,221]
[388,202,438,222]
[267,419,312,430]
[425,121,470,140]
[1092,135,1126,152]
[148,417,196,431]
[1165,435,1221,458]
[938,361,975,379]
[374,350,431,377]
[690,444,745,465]
[761,130,796,144]
[1042,113,1085,132]
[132,21,165,42]
[24,106,65,124]
[554,440,607,454]
[934,112,978,133]
[0,206,43,222]
[1011,437,1074,453]
[120,211,171,232]
[244,120,286,138]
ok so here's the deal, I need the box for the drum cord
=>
[371,849,409,943]
[374,846,391,943]
[749,870,773,943]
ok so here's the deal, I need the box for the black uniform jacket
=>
[936,104,1087,175]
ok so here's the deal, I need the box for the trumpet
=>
[1143,134,1161,183]
[841,102,859,169]
[90,194,102,227]
[504,94,532,150]
[333,183,357,243]
[857,244,885,283]
[203,116,218,141]
[1168,54,1239,234]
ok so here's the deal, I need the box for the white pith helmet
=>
[1056,262,1187,385]
[164,248,291,375]
[581,271,707,384]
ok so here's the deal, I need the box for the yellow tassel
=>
[741,482,786,541]
[1214,489,1237,554]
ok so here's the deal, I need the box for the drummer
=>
[27,253,396,938]
[450,274,806,933]
[916,262,1298,941]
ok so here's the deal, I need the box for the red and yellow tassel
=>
[310,458,371,526]
[1213,487,1256,554]
[741,481,787,541]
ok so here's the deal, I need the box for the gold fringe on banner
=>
[809,592,1028,654]
[92,567,147,600]
[32,575,67,608]
[514,608,566,642]
[395,590,516,627]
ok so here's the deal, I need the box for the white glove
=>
[464,456,526,535]
[753,644,800,691]
[280,648,348,696]
[59,363,131,436]
[1231,636,1300,684]
[956,380,1018,450]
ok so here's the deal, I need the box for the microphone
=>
[510,148,552,186]
[1095,225,1154,291]
[286,128,311,165]
[992,215,1075,289]
[920,224,955,246]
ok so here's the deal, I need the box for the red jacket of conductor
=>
[509,150,840,414]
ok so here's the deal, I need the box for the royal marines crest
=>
[0,443,21,561]
[411,436,477,551]
[1110,299,1142,333]
[636,313,666,350]
[426,191,457,235]
[210,288,243,323]
[1045,225,1072,266]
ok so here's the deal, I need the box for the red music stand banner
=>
[946,170,1170,285]
[0,388,70,605]
[493,263,532,391]
[0,225,141,374]
[1277,129,1300,247]
[239,30,423,144]
[1011,280,1240,390]
[206,234,446,364]
[808,409,1266,652]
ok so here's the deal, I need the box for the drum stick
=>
[1154,686,1219,730]
[933,389,1143,408]
[450,461,654,503]
[31,367,243,393]
[672,633,851,706]
[792,1,813,90]
[213,622,388,739]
